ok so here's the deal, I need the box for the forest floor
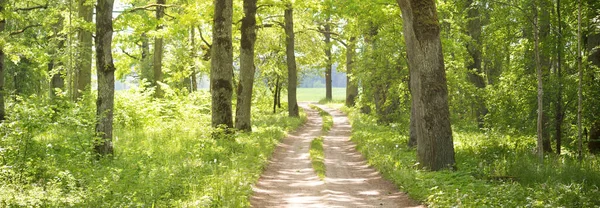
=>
[250,103,423,207]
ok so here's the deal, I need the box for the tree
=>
[74,0,93,100]
[577,0,582,160]
[95,0,116,155]
[235,0,257,131]
[345,37,358,107]
[323,17,333,101]
[555,0,563,155]
[533,0,544,161]
[153,0,166,98]
[284,3,299,117]
[0,0,5,121]
[396,0,455,170]
[210,0,233,128]
[464,0,487,129]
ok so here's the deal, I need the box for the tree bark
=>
[464,0,487,128]
[153,0,166,98]
[141,32,152,85]
[324,19,332,101]
[533,0,544,162]
[555,0,563,155]
[210,0,234,128]
[285,5,299,117]
[0,0,5,121]
[74,0,93,100]
[95,0,116,156]
[345,37,358,107]
[235,0,257,131]
[577,0,583,161]
[189,27,198,92]
[50,20,65,100]
[396,0,455,171]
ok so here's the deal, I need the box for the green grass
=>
[310,137,326,180]
[296,88,346,102]
[310,105,333,132]
[0,90,307,207]
[341,106,600,207]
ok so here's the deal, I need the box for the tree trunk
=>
[273,75,280,114]
[153,0,166,98]
[577,0,583,161]
[95,0,116,156]
[396,0,455,171]
[555,0,563,155]
[464,0,487,128]
[141,32,152,84]
[50,21,66,100]
[210,0,234,128]
[74,0,93,100]
[324,20,332,101]
[190,27,198,92]
[533,0,544,162]
[284,5,299,117]
[235,0,257,131]
[345,37,358,107]
[0,0,5,121]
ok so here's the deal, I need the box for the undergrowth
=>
[0,89,306,207]
[310,137,326,180]
[342,106,600,207]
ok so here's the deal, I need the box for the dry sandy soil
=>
[250,103,423,208]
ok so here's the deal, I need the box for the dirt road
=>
[250,103,422,207]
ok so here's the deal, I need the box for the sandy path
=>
[251,103,422,207]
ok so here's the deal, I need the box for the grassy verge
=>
[310,137,326,180]
[310,105,333,132]
[342,106,600,207]
[0,90,306,207]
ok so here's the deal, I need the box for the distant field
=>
[295,88,346,102]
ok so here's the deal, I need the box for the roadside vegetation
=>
[0,90,305,207]
[309,137,326,180]
[342,106,600,207]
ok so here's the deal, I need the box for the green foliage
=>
[309,137,326,180]
[342,106,600,207]
[296,88,346,102]
[0,90,305,207]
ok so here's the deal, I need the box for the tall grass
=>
[342,106,600,207]
[0,89,305,207]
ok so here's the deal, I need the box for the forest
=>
[1,0,600,207]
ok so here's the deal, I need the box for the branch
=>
[15,4,48,12]
[126,4,177,13]
[331,36,347,47]
[10,24,42,36]
[197,26,211,47]
[121,48,140,60]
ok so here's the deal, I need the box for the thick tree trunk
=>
[95,0,116,156]
[74,0,93,100]
[284,5,299,117]
[324,21,332,101]
[0,0,5,121]
[397,0,455,171]
[465,0,487,128]
[235,0,257,131]
[153,0,165,98]
[533,1,544,161]
[345,37,358,107]
[210,0,234,128]
[50,22,66,100]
